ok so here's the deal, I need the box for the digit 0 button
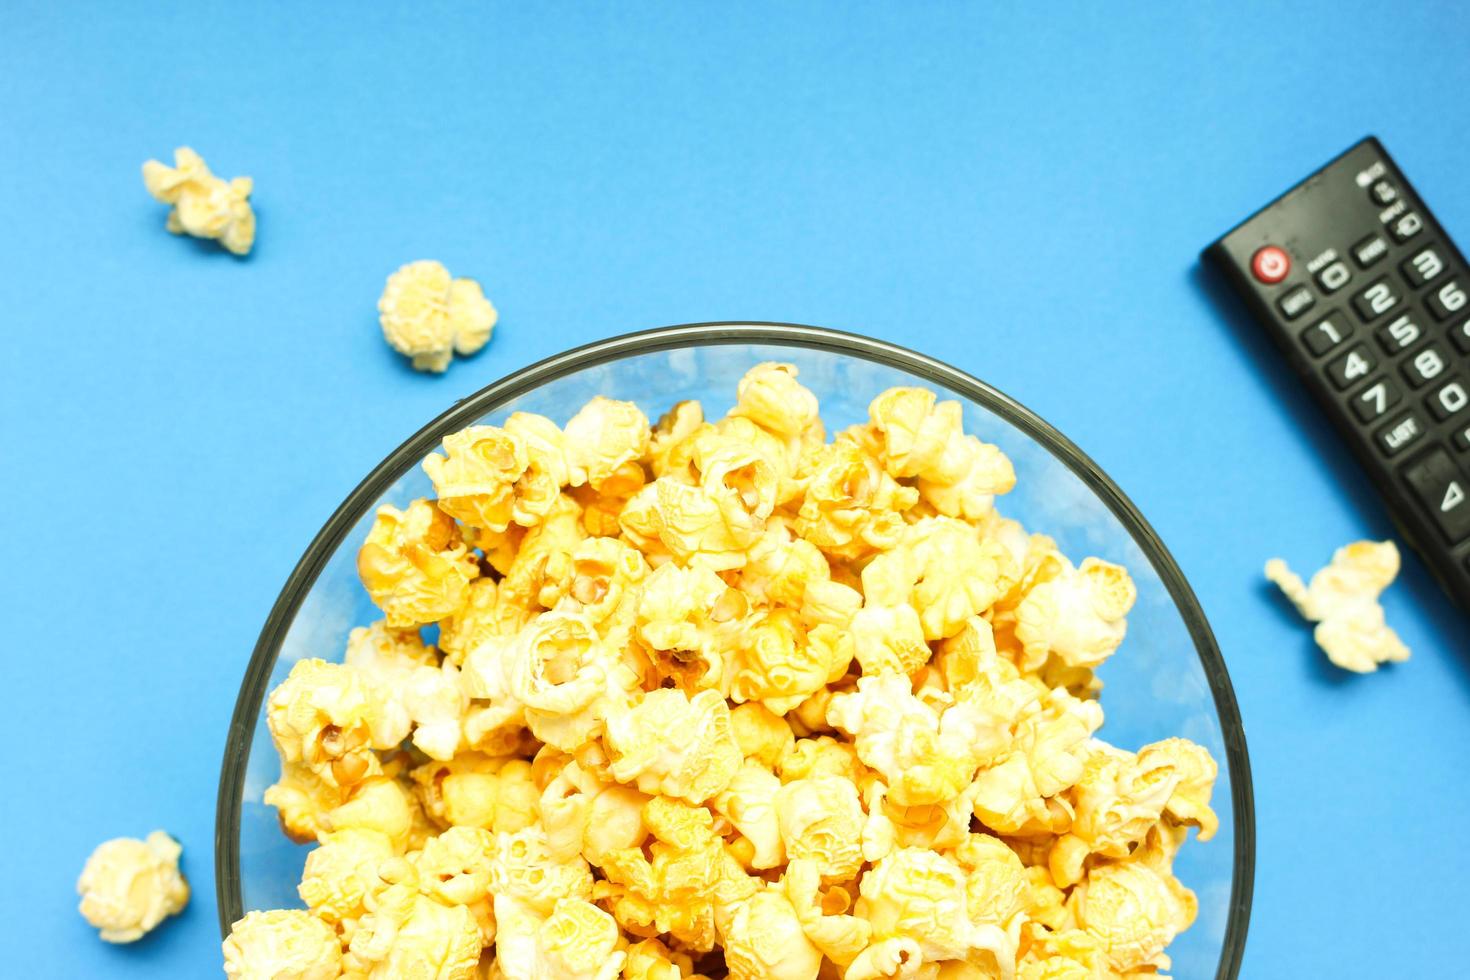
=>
[1251,245,1291,284]
[1402,448,1470,543]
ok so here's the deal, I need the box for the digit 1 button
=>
[1326,344,1376,390]
[1352,277,1401,322]
[1428,377,1469,421]
[1251,245,1291,284]
[1277,285,1315,320]
[1315,260,1351,293]
[1300,312,1352,356]
[1402,448,1470,543]
[1375,410,1425,457]
[1353,234,1389,268]
[1402,343,1449,389]
[1389,211,1424,243]
[1401,244,1446,288]
[1351,375,1402,422]
[1426,278,1468,322]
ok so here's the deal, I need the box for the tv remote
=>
[1204,136,1470,612]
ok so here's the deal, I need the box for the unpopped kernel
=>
[1266,539,1410,673]
[233,364,1220,979]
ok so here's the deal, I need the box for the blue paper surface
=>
[2,2,1467,975]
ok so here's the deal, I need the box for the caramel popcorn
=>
[378,260,497,372]
[244,366,1220,977]
[77,830,189,942]
[1266,539,1410,672]
[142,146,255,254]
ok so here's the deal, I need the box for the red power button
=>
[1251,246,1291,284]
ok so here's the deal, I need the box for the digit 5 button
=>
[1251,245,1291,284]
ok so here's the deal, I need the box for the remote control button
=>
[1315,260,1351,293]
[1301,312,1352,355]
[1251,246,1291,284]
[1351,376,1402,422]
[1402,448,1470,543]
[1327,344,1375,390]
[1375,313,1424,354]
[1402,344,1449,388]
[1277,285,1315,320]
[1389,211,1424,243]
[1454,423,1470,452]
[1353,234,1390,268]
[1376,410,1426,457]
[1428,378,1469,421]
[1352,277,1402,322]
[1450,318,1470,355]
[1426,278,1468,321]
[1371,180,1398,205]
[1402,245,1447,288]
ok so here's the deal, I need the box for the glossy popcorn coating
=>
[238,365,1220,979]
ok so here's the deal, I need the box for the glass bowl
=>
[216,322,1254,977]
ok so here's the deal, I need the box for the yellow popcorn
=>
[1266,539,1410,672]
[494,895,626,980]
[358,499,479,628]
[223,909,341,980]
[423,417,570,534]
[243,375,1221,977]
[378,259,497,373]
[141,147,255,255]
[1012,555,1136,672]
[605,688,742,803]
[564,396,651,492]
[775,775,866,882]
[76,830,189,943]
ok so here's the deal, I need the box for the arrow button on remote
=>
[1403,449,1470,543]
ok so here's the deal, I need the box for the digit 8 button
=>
[1251,245,1291,284]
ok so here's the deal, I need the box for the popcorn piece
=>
[357,499,479,628]
[620,475,761,572]
[423,416,570,534]
[861,518,1011,642]
[77,831,189,943]
[1012,554,1136,672]
[378,259,497,372]
[1068,852,1197,973]
[325,774,432,854]
[1266,540,1410,673]
[856,847,1012,966]
[731,608,837,714]
[775,775,866,882]
[298,828,398,929]
[495,895,627,980]
[729,703,796,771]
[794,437,917,562]
[141,147,255,255]
[438,578,533,667]
[713,760,786,870]
[564,397,651,493]
[412,754,539,834]
[262,762,346,844]
[729,363,821,443]
[266,658,390,790]
[719,882,823,980]
[344,622,465,760]
[491,825,595,914]
[345,885,484,979]
[970,689,1103,836]
[503,611,638,752]
[781,858,872,968]
[635,562,747,692]
[605,688,742,804]
[223,909,341,980]
[540,758,650,865]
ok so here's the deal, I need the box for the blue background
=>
[2,2,1467,975]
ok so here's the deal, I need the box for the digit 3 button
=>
[1251,245,1291,284]
[1403,449,1470,543]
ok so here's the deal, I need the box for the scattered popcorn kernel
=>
[141,147,255,254]
[243,375,1221,977]
[77,831,189,943]
[223,909,341,980]
[378,259,497,372]
[1266,539,1410,673]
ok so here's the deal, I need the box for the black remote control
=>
[1204,136,1470,612]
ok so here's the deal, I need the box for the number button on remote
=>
[1316,261,1351,293]
[1353,278,1401,321]
[1402,449,1470,543]
[1352,376,1402,422]
[1450,319,1470,355]
[1389,211,1424,243]
[1426,279,1468,322]
[1402,344,1449,388]
[1353,234,1390,269]
[1402,245,1447,288]
[1376,411,1426,456]
[1428,378,1469,421]
[1301,312,1352,355]
[1278,285,1315,320]
[1455,423,1470,452]
[1375,313,1424,355]
[1327,344,1375,389]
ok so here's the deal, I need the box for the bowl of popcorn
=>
[217,322,1253,979]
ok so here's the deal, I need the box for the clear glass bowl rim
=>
[214,321,1254,976]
